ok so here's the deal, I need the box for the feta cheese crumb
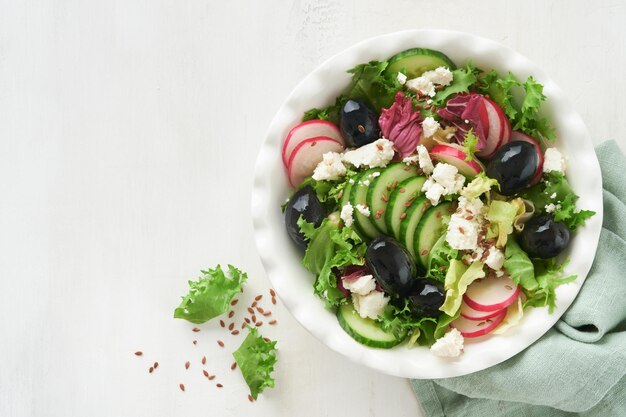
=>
[406,76,436,97]
[446,197,484,251]
[355,204,370,217]
[371,172,381,178]
[417,145,434,175]
[402,154,420,164]
[422,179,445,206]
[545,203,561,213]
[550,192,557,199]
[485,247,505,271]
[495,269,505,277]
[352,291,389,320]
[342,274,376,296]
[396,72,407,85]
[340,203,354,227]
[312,151,347,181]
[342,139,395,168]
[423,66,454,86]
[543,148,566,173]
[431,328,464,357]
[432,163,465,194]
[422,117,440,138]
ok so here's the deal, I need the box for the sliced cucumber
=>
[366,163,419,234]
[414,202,454,268]
[399,196,429,258]
[349,169,383,240]
[339,181,353,208]
[385,176,427,239]
[385,48,457,79]
[337,303,405,349]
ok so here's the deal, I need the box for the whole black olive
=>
[407,278,445,318]
[284,186,327,249]
[365,236,417,296]
[340,99,380,148]
[519,214,570,258]
[486,141,540,196]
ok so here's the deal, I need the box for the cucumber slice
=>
[385,176,427,239]
[349,169,383,240]
[399,196,429,258]
[339,181,353,208]
[385,48,457,79]
[337,303,405,349]
[414,202,454,268]
[366,163,419,234]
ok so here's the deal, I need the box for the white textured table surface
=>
[1,1,624,416]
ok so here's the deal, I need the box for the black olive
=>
[519,214,570,258]
[284,186,327,249]
[340,99,380,148]
[486,141,540,196]
[407,278,445,318]
[365,236,417,296]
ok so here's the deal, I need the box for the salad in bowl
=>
[280,46,595,357]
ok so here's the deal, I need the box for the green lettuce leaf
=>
[298,215,366,308]
[232,327,278,400]
[478,70,520,120]
[174,265,247,324]
[346,60,399,111]
[486,199,523,247]
[434,310,461,340]
[379,299,435,344]
[440,260,485,316]
[460,172,500,199]
[523,258,577,313]
[462,129,479,161]
[514,76,556,141]
[433,61,479,105]
[302,94,347,125]
[427,234,459,282]
[503,239,538,291]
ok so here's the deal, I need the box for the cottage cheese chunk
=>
[543,148,566,173]
[422,117,440,138]
[431,328,464,358]
[355,204,371,217]
[485,247,505,271]
[342,274,376,296]
[396,72,407,85]
[423,66,454,86]
[352,290,389,320]
[312,151,347,181]
[340,203,354,227]
[417,145,434,175]
[446,197,484,251]
[342,139,395,168]
[406,76,436,97]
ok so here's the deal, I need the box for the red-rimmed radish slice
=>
[463,274,520,312]
[451,309,507,338]
[430,143,484,177]
[509,130,543,185]
[477,98,511,158]
[282,120,343,166]
[287,136,344,187]
[460,302,505,321]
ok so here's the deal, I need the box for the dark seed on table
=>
[134,351,143,356]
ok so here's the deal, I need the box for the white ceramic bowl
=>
[251,30,603,379]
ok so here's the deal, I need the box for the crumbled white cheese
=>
[342,274,376,296]
[349,178,355,184]
[422,117,440,138]
[352,291,389,320]
[432,163,465,194]
[431,328,464,357]
[550,192,557,199]
[458,195,484,217]
[417,145,434,175]
[406,76,436,97]
[485,247,505,271]
[543,148,566,173]
[446,196,484,251]
[422,179,445,206]
[312,151,347,181]
[371,172,381,178]
[403,154,420,164]
[342,139,395,168]
[545,203,561,213]
[355,204,370,217]
[340,203,354,227]
[495,270,505,277]
[423,66,454,86]
[396,72,407,85]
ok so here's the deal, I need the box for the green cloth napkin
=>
[411,140,626,417]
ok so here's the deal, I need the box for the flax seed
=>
[231,330,240,335]
[247,307,254,314]
[203,370,209,377]
[216,383,223,388]
[251,301,257,308]
[392,180,398,188]
[505,285,513,290]
[459,227,465,234]
[439,266,447,271]
[134,351,143,356]
[192,327,200,332]
[436,211,443,218]
[263,311,272,316]
[149,367,154,373]
[192,340,197,345]
[422,205,428,213]
[228,323,234,331]
[269,320,277,325]
[375,212,382,219]
[179,384,185,392]
[399,188,406,193]
[255,322,263,327]
[257,307,264,314]
[400,212,407,219]
[381,194,389,202]
[263,337,271,342]
[386,185,392,191]
[272,297,277,305]
[153,362,158,369]
[202,356,206,365]
[244,317,251,324]
[231,362,237,370]
[231,299,239,306]
[466,215,474,220]
[252,314,257,323]
[208,375,215,380]
[217,340,224,348]
[404,201,412,207]
[219,320,225,328]
[255,295,263,301]
[403,165,411,171]
[185,361,190,369]
[228,311,235,318]
[270,289,276,297]
[486,319,493,324]
[248,394,254,402]
[421,249,429,255]
[337,190,344,199]
[477,322,485,327]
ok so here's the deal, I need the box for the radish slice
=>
[282,120,343,167]
[460,301,506,321]
[451,309,507,338]
[477,98,511,158]
[430,143,483,177]
[463,274,520,312]
[509,130,543,185]
[287,136,344,187]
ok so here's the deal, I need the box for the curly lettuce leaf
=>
[433,61,479,105]
[462,129,479,161]
[298,215,366,308]
[486,199,524,248]
[302,94,346,125]
[347,60,399,111]
[232,327,277,400]
[523,259,577,313]
[174,265,247,324]
[478,70,520,120]
[440,260,485,316]
[503,239,538,291]
[427,234,459,282]
[460,172,500,199]
[379,299,435,342]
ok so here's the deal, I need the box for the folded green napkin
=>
[411,140,626,417]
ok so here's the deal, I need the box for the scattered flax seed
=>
[477,322,486,327]
[400,212,407,219]
[219,320,225,328]
[381,194,389,202]
[466,215,474,220]
[208,375,216,380]
[192,340,197,345]
[270,289,276,297]
[230,299,239,306]
[216,383,223,388]
[228,323,235,331]
[247,307,254,314]
[192,327,200,332]
[262,311,272,317]
[269,320,277,325]
[505,285,513,290]
[272,297,277,305]
[202,356,206,365]
[459,227,466,235]
[392,180,398,188]
[421,249,429,256]
[203,370,209,377]
[179,384,185,392]
[231,362,237,370]
[399,188,406,193]
[149,367,154,373]
[337,190,343,199]
[231,330,240,335]
[436,211,443,218]
[251,301,257,308]
[257,307,264,314]
[217,340,225,348]
[244,317,251,324]
[134,351,143,356]
[153,362,158,369]
[228,311,235,318]
[263,337,271,342]
[486,319,493,324]
[252,314,257,323]
[185,361,190,369]
[375,212,382,220]
[248,394,254,402]
[403,165,411,171]
[255,322,263,327]
[255,295,263,301]
[439,266,447,271]
[404,201,412,207]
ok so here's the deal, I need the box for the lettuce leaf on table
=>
[173,265,247,324]
[233,326,277,400]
